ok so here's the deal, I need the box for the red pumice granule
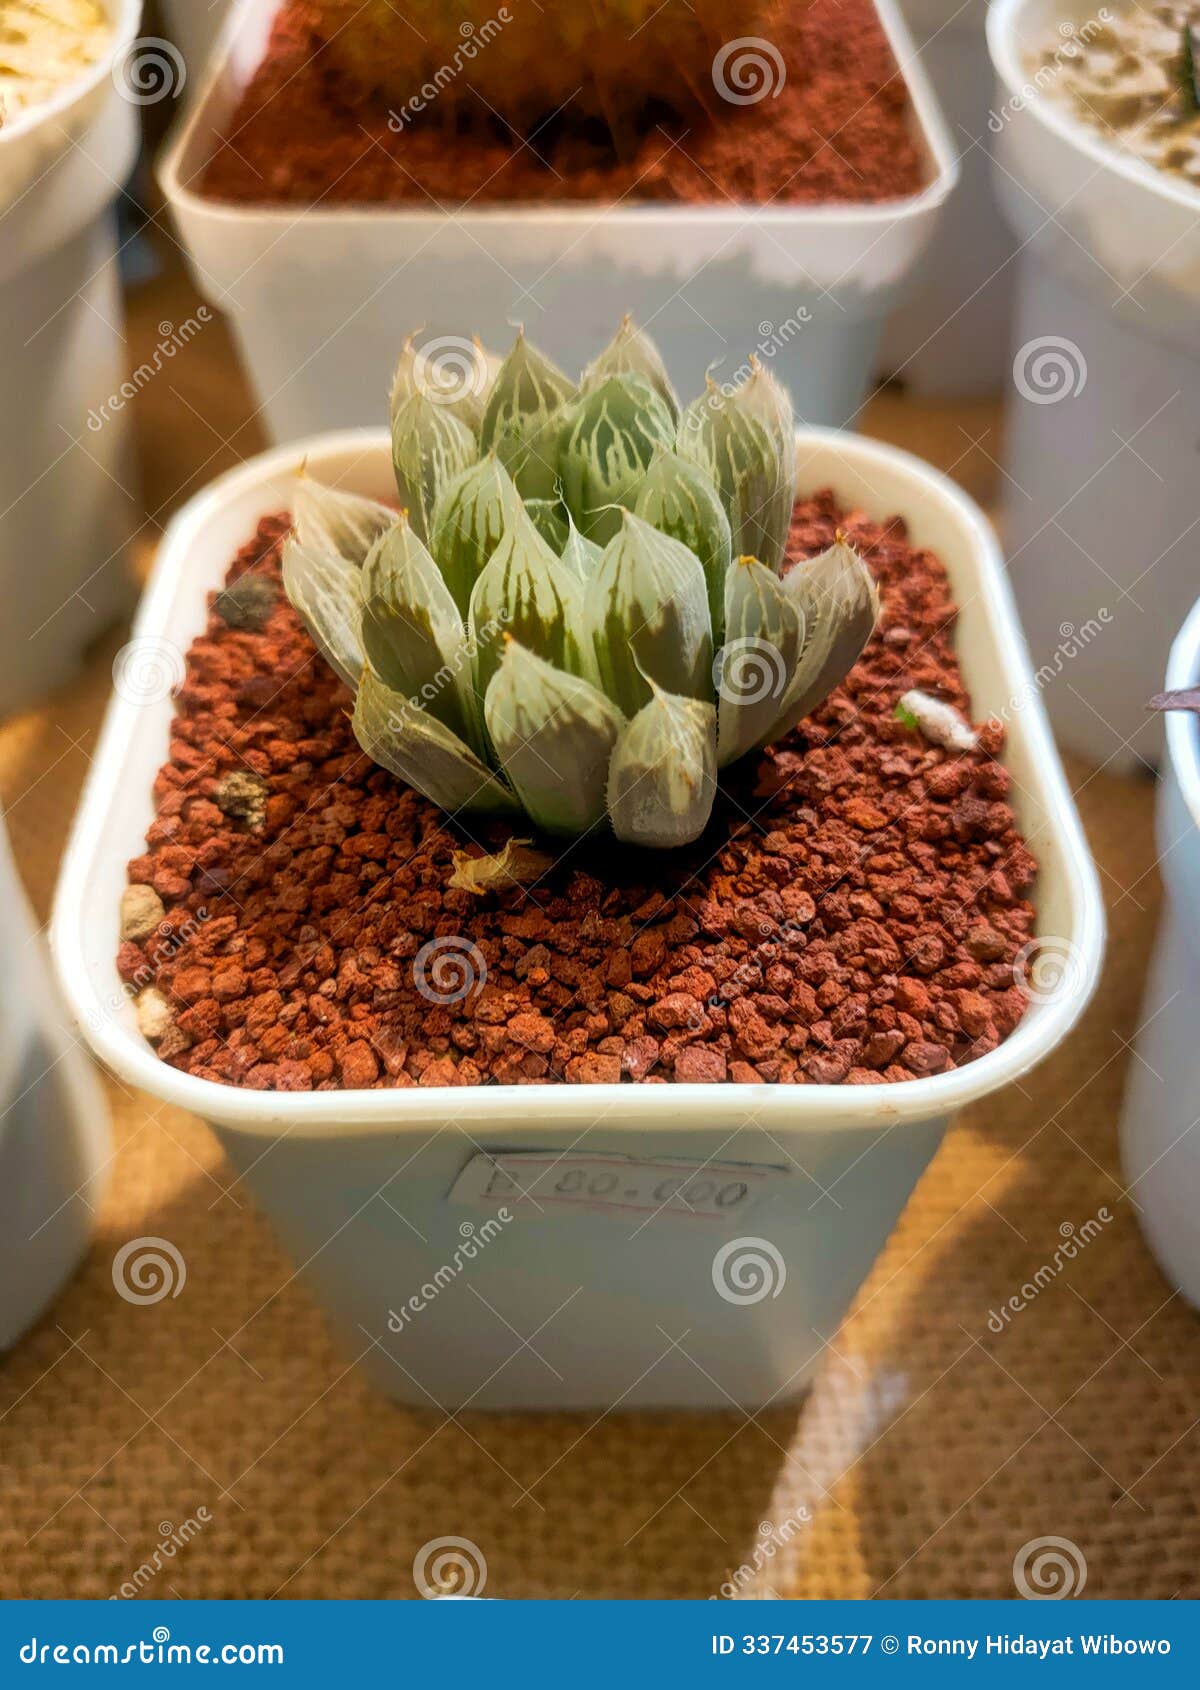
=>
[120,497,1037,1090]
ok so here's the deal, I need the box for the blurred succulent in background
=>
[284,320,878,850]
[313,0,781,149]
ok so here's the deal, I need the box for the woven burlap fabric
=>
[2,635,1195,1601]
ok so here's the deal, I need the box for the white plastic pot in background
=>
[159,0,230,93]
[52,428,1104,1413]
[1119,601,1200,1309]
[0,0,143,723]
[1,807,110,1350]
[159,0,958,441]
[882,0,1017,396]
[988,0,1200,773]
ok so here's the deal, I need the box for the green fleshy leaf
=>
[468,506,592,702]
[558,374,677,546]
[559,514,604,584]
[292,476,395,567]
[360,516,480,749]
[353,668,518,816]
[606,687,717,849]
[391,390,477,543]
[429,453,522,619]
[585,512,712,718]
[282,533,366,693]
[677,361,796,571]
[634,447,732,644]
[770,534,880,738]
[581,316,679,422]
[524,497,570,556]
[389,332,499,437]
[478,330,576,499]
[484,640,625,836]
[715,556,807,768]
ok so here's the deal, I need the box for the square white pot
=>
[51,427,1103,1410]
[158,0,958,441]
[0,0,143,721]
[988,0,1200,771]
[1119,599,1200,1308]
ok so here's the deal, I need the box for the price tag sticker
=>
[447,1150,788,1222]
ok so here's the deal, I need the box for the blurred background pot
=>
[988,0,1200,773]
[1119,600,1200,1309]
[0,0,143,722]
[882,0,1017,395]
[0,806,110,1350]
[158,0,958,441]
[159,0,231,91]
[51,428,1103,1412]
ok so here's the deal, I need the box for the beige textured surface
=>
[1,251,1197,1602]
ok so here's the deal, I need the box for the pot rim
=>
[987,0,1200,216]
[51,425,1105,1138]
[0,0,142,152]
[1165,597,1200,837]
[157,0,959,228]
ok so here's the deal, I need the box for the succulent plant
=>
[283,320,879,850]
[313,0,780,147]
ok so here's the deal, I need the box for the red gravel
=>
[198,0,925,207]
[119,495,1038,1091]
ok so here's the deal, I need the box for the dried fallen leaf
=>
[1148,688,1200,716]
[449,837,555,895]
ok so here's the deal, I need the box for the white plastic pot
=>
[1119,600,1200,1309]
[159,0,230,94]
[52,427,1103,1411]
[988,0,1200,772]
[0,0,142,722]
[882,0,1017,396]
[0,808,110,1351]
[159,0,958,441]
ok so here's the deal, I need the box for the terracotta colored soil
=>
[198,0,924,206]
[119,500,1038,1091]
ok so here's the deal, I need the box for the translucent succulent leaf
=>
[429,453,521,619]
[360,516,480,750]
[585,512,713,717]
[715,557,807,768]
[353,668,519,816]
[558,374,677,546]
[677,361,796,571]
[391,390,476,543]
[559,515,604,584]
[468,506,592,702]
[484,640,625,836]
[769,534,880,739]
[478,330,576,499]
[581,315,679,422]
[634,448,732,644]
[524,497,570,556]
[282,532,365,693]
[389,332,499,436]
[293,476,395,566]
[607,687,717,849]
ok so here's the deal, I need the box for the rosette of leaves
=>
[284,319,879,850]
